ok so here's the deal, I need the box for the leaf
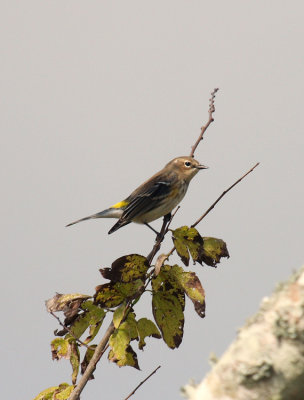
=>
[108,312,140,369]
[33,384,74,400]
[172,226,204,266]
[152,267,185,349]
[100,254,149,283]
[51,337,80,384]
[108,345,139,369]
[51,338,70,360]
[201,237,230,267]
[81,345,97,379]
[82,302,106,344]
[137,318,161,350]
[169,265,205,318]
[54,383,74,400]
[68,301,105,342]
[123,312,138,340]
[33,386,58,400]
[94,279,144,307]
[154,254,168,276]
[69,339,80,385]
[172,226,229,267]
[46,293,91,319]
[113,302,127,328]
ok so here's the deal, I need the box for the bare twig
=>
[124,365,161,400]
[50,311,94,350]
[190,88,219,158]
[69,321,115,400]
[191,162,260,228]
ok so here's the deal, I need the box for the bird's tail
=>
[108,219,131,234]
[66,208,123,227]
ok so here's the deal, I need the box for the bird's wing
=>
[121,180,172,221]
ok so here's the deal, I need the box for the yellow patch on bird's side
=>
[111,200,129,209]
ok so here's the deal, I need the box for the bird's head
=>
[166,156,208,182]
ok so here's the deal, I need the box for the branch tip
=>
[190,87,219,158]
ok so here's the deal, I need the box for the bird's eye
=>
[184,161,191,167]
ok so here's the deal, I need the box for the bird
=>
[66,156,208,234]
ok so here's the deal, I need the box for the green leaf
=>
[51,338,70,360]
[108,312,140,369]
[113,302,127,328]
[81,345,97,378]
[172,226,229,267]
[169,265,205,318]
[69,301,105,342]
[54,383,74,400]
[108,345,139,369]
[94,279,144,307]
[33,386,58,400]
[83,302,106,344]
[201,237,230,267]
[69,340,80,385]
[46,293,91,319]
[33,383,74,400]
[100,254,149,283]
[152,266,185,349]
[124,312,139,340]
[51,337,80,384]
[172,226,203,266]
[137,318,161,350]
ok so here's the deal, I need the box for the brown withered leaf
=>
[154,254,168,276]
[45,293,91,320]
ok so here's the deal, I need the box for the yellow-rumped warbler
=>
[66,156,208,234]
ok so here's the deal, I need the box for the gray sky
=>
[1,1,303,399]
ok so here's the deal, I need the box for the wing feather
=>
[121,180,171,221]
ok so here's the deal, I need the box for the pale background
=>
[1,1,303,399]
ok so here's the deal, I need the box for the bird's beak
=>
[196,164,209,170]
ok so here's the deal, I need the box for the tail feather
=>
[66,208,123,227]
[66,215,95,227]
[108,220,131,234]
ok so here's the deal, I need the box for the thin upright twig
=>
[124,365,161,400]
[191,162,260,228]
[190,88,219,158]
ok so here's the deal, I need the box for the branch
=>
[69,321,115,400]
[146,207,180,264]
[191,162,260,228]
[190,88,219,158]
[124,365,161,400]
[183,265,304,400]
